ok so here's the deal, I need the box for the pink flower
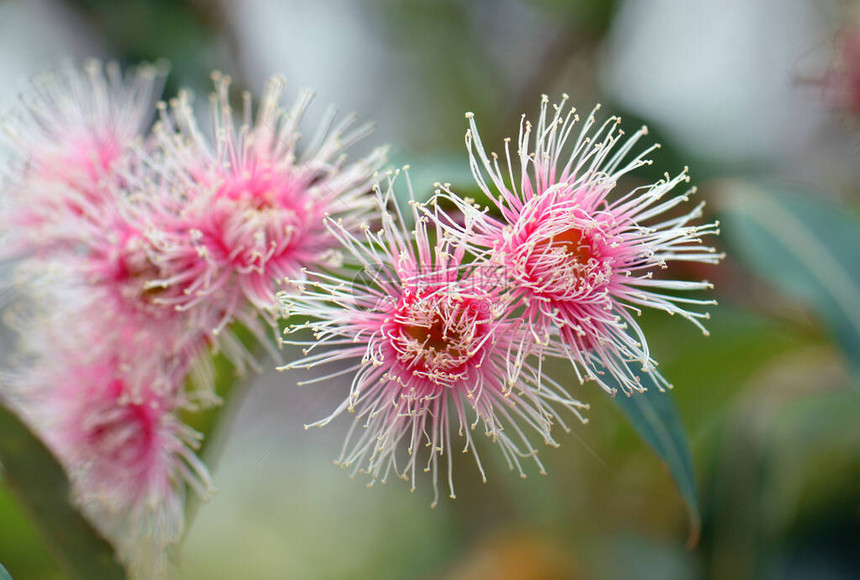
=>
[0,61,221,392]
[0,60,166,257]
[281,172,588,504]
[6,315,212,576]
[67,239,222,405]
[16,178,230,405]
[138,73,387,334]
[435,96,721,396]
[820,24,860,116]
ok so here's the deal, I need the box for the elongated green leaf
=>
[0,406,126,580]
[611,373,701,547]
[720,182,860,385]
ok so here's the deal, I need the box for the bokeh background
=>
[1,0,859,579]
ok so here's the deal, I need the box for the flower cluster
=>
[281,95,721,503]
[1,58,721,574]
[282,172,589,504]
[0,61,384,577]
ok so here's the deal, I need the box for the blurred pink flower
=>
[138,73,387,334]
[7,167,230,405]
[281,173,588,504]
[0,60,166,257]
[6,316,212,577]
[435,96,721,396]
[0,59,228,402]
[822,24,860,116]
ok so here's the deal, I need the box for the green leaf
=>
[611,373,701,547]
[0,406,126,580]
[720,182,860,386]
[0,563,12,580]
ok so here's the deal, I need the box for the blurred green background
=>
[1,0,859,578]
